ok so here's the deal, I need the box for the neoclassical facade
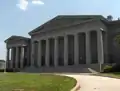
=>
[5,15,120,72]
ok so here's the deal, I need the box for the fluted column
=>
[45,39,50,66]
[86,32,91,64]
[27,46,30,66]
[15,47,19,69]
[54,37,58,66]
[31,42,34,66]
[97,30,104,64]
[6,48,9,68]
[74,34,79,65]
[11,47,14,69]
[20,47,24,69]
[38,40,42,67]
[64,35,68,66]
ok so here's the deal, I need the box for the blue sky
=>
[0,0,120,60]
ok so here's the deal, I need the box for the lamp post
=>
[99,28,104,72]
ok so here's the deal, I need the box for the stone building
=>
[4,15,120,72]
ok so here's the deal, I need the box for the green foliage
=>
[0,69,4,72]
[114,34,120,45]
[111,64,120,72]
[103,64,120,73]
[103,65,112,73]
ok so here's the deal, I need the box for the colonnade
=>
[6,46,25,69]
[32,30,104,67]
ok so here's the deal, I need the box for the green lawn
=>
[0,73,76,91]
[94,72,120,79]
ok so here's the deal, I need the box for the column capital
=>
[6,47,10,50]
[54,36,59,39]
[86,31,90,34]
[74,33,78,36]
[64,35,68,38]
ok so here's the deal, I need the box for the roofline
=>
[28,15,106,36]
[4,35,30,43]
[28,15,59,36]
[30,18,103,35]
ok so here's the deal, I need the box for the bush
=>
[111,64,120,72]
[6,68,20,72]
[0,69,5,72]
[103,65,112,73]
[6,68,14,72]
[103,64,120,73]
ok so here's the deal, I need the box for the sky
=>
[0,0,120,60]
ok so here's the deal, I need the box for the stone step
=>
[21,64,101,73]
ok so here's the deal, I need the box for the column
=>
[11,47,14,69]
[74,34,79,65]
[27,46,30,66]
[6,48,9,69]
[20,47,24,69]
[97,30,104,64]
[86,32,91,64]
[31,42,34,66]
[38,40,42,67]
[64,35,68,66]
[45,39,50,66]
[15,47,19,69]
[54,37,58,66]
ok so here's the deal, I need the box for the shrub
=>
[111,64,120,72]
[6,68,14,72]
[0,69,5,72]
[103,65,112,73]
[6,68,20,72]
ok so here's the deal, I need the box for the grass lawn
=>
[0,73,76,91]
[94,72,120,79]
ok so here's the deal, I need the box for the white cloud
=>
[32,0,44,5]
[16,0,28,11]
[16,0,44,11]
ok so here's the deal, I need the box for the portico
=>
[31,30,105,68]
[5,15,110,72]
[5,36,31,69]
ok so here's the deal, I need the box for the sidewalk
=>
[62,74,120,91]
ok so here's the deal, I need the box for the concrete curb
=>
[70,79,81,91]
[54,74,81,91]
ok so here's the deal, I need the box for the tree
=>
[107,15,113,21]
[114,34,120,45]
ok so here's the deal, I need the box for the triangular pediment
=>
[4,35,30,43]
[29,15,106,35]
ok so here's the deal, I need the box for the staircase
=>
[21,64,101,73]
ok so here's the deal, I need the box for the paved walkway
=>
[62,74,120,91]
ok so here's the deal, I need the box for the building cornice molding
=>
[30,19,100,36]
